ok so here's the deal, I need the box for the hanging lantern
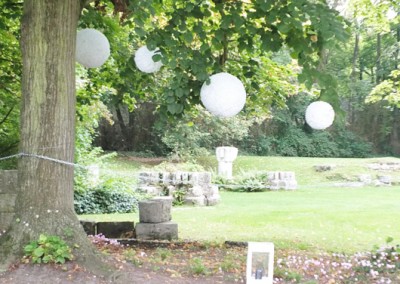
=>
[200,72,246,118]
[134,46,163,73]
[76,29,110,68]
[305,101,335,130]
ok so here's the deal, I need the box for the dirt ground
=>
[2,239,400,284]
[0,241,246,284]
[0,262,238,284]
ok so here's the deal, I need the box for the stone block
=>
[80,220,97,235]
[135,221,178,240]
[184,196,205,206]
[358,174,372,184]
[138,185,161,195]
[188,172,199,185]
[378,175,392,185]
[0,212,14,232]
[97,222,135,238]
[139,197,172,223]
[0,170,17,193]
[314,165,336,172]
[205,196,220,206]
[187,185,204,197]
[0,194,17,212]
[137,171,220,206]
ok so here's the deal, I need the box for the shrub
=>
[334,127,373,158]
[74,178,142,214]
[215,172,270,192]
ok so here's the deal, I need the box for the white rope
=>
[0,152,86,168]
[0,153,22,161]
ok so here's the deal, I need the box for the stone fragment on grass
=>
[314,164,336,172]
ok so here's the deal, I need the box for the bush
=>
[214,171,270,192]
[74,178,142,214]
[335,127,373,158]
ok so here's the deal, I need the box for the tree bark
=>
[115,104,132,149]
[0,0,111,276]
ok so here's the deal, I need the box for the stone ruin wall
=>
[138,171,220,206]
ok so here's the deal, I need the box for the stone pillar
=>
[135,196,178,240]
[216,146,238,179]
[0,170,18,234]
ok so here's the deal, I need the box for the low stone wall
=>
[138,171,220,206]
[0,170,18,233]
[267,171,297,190]
[80,220,135,238]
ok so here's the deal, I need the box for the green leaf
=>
[33,247,45,258]
[56,257,66,264]
[38,234,47,244]
[183,32,193,43]
[24,244,37,253]
[134,27,146,37]
[42,255,53,264]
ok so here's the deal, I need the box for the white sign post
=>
[246,242,274,284]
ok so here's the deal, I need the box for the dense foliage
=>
[0,0,22,164]
[160,93,372,158]
[159,106,253,159]
[0,0,398,165]
[74,177,141,214]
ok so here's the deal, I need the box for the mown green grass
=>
[82,155,400,253]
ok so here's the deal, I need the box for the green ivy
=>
[74,178,142,214]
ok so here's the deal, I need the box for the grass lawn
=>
[81,155,400,254]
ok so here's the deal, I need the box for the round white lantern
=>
[76,29,110,68]
[200,72,246,118]
[134,46,163,73]
[305,101,335,130]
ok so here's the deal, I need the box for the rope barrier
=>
[0,153,85,168]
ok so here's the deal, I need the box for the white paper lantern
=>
[200,72,246,118]
[134,46,163,73]
[305,101,335,130]
[76,29,110,68]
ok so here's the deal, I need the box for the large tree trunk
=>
[0,0,111,275]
